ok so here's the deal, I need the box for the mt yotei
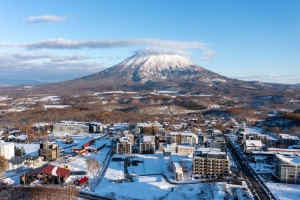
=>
[0,49,296,97]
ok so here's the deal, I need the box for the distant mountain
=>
[0,78,50,87]
[0,50,299,97]
[81,50,229,88]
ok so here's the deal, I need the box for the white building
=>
[274,153,300,184]
[0,142,14,159]
[244,140,262,153]
[53,121,89,135]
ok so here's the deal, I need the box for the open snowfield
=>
[5,136,299,199]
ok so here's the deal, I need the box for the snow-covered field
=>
[4,135,300,199]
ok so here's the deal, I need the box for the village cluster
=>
[1,117,300,198]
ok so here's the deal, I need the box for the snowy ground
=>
[266,183,300,200]
[88,154,253,200]
[5,135,300,199]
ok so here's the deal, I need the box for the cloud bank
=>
[0,38,217,84]
[22,38,208,51]
[25,15,66,23]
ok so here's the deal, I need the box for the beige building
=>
[274,153,300,184]
[38,142,60,161]
[176,145,196,155]
[192,148,230,179]
[169,155,183,181]
[116,137,132,154]
[167,132,198,145]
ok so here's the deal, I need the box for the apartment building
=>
[274,153,300,184]
[0,142,14,159]
[116,137,132,154]
[167,132,198,145]
[192,148,230,179]
[139,136,155,154]
[169,155,183,181]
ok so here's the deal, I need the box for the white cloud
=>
[200,50,217,61]
[21,38,208,50]
[0,52,104,82]
[25,15,66,23]
[0,38,217,83]
[234,74,300,84]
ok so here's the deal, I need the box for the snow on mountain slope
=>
[102,49,228,84]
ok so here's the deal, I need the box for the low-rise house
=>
[24,156,43,167]
[8,156,25,171]
[20,164,71,185]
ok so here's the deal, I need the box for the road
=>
[79,191,113,200]
[228,139,275,200]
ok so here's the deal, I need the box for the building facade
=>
[207,137,226,152]
[139,136,155,154]
[192,148,230,179]
[116,137,132,154]
[0,142,14,159]
[38,142,59,161]
[167,132,198,145]
[274,153,300,184]
[169,155,183,181]
[53,121,89,135]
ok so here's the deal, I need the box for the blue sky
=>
[0,0,299,84]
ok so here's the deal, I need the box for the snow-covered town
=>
[1,118,300,200]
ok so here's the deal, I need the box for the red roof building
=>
[41,164,71,184]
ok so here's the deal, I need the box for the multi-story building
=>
[53,121,89,135]
[192,148,230,179]
[244,140,262,154]
[176,145,196,155]
[0,142,14,159]
[169,155,183,181]
[207,137,226,152]
[274,153,300,183]
[167,132,198,145]
[139,136,155,154]
[279,134,299,148]
[116,137,132,154]
[38,142,60,161]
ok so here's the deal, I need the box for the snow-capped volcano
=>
[99,49,228,85]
